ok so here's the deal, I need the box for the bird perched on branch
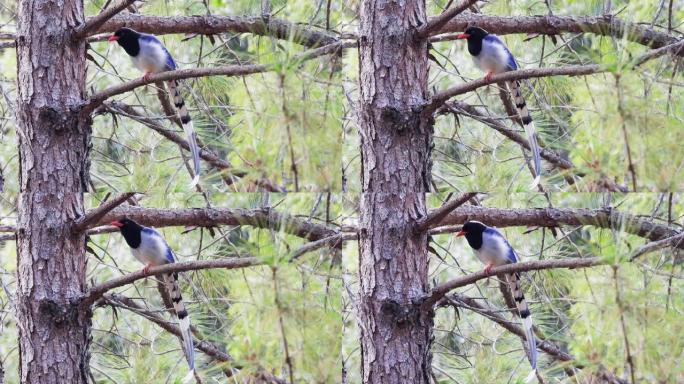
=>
[457,221,538,379]
[109,28,201,187]
[456,27,542,188]
[111,218,195,378]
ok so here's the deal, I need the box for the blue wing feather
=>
[484,34,517,70]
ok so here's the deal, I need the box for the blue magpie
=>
[109,28,201,187]
[111,218,195,376]
[457,27,542,188]
[457,221,538,376]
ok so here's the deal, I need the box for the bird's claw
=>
[142,264,152,275]
[483,72,494,82]
[483,263,494,275]
[141,72,151,82]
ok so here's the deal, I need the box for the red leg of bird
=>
[483,262,494,275]
[483,71,494,82]
[141,71,151,82]
[141,263,152,275]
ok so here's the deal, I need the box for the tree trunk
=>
[357,0,433,383]
[16,0,91,383]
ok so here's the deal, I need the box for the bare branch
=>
[428,65,604,112]
[630,232,684,261]
[101,101,284,191]
[438,293,573,361]
[633,39,684,67]
[84,64,266,112]
[436,206,683,247]
[102,294,287,383]
[424,257,604,308]
[72,192,136,233]
[72,0,136,40]
[438,294,628,383]
[415,0,478,39]
[442,101,574,170]
[93,13,339,48]
[85,40,352,111]
[435,14,683,54]
[414,192,477,233]
[289,232,355,261]
[98,206,339,241]
[83,257,262,306]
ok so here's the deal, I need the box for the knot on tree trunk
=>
[38,104,89,134]
[39,296,92,326]
[380,105,424,133]
[381,296,434,326]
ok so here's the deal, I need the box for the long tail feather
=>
[163,272,195,373]
[166,80,201,187]
[506,272,537,371]
[507,80,541,188]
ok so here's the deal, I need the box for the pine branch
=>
[435,14,683,53]
[414,192,477,233]
[415,0,478,39]
[435,206,683,247]
[93,13,340,48]
[84,257,262,306]
[72,0,137,40]
[424,257,604,308]
[427,65,603,112]
[71,192,136,233]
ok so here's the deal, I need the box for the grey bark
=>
[16,0,91,383]
[357,0,434,383]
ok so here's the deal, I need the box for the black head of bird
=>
[456,220,487,249]
[456,26,489,56]
[108,27,141,56]
[110,217,143,248]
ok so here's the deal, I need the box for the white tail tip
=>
[182,369,195,383]
[529,175,541,190]
[524,368,537,383]
[189,174,200,188]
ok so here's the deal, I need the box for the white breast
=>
[132,40,169,73]
[474,231,513,267]
[130,231,171,266]
[474,41,511,74]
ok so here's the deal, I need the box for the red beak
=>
[110,220,123,228]
[456,230,466,237]
[108,35,119,42]
[456,33,470,39]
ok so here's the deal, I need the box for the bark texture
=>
[16,0,91,383]
[357,0,433,383]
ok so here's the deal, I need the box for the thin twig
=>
[414,192,477,233]
[288,233,355,261]
[612,266,637,383]
[72,192,136,233]
[614,74,637,191]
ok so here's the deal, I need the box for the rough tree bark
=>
[357,0,433,383]
[16,0,91,383]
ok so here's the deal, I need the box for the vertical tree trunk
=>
[357,0,433,383]
[16,0,91,383]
